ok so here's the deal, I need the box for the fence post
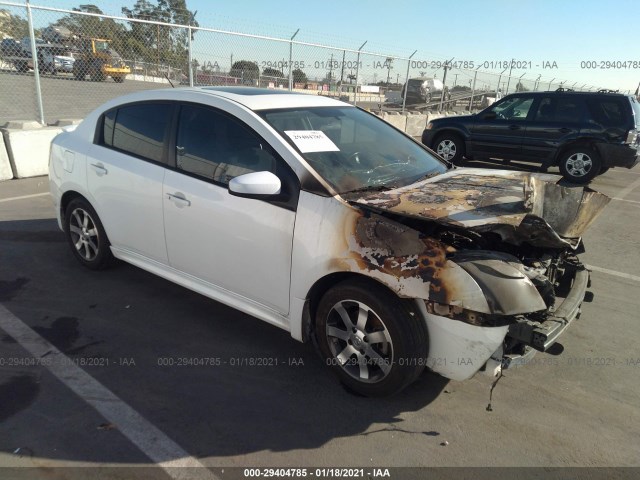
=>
[439,57,453,112]
[468,68,478,112]
[187,26,194,87]
[288,29,299,91]
[26,0,45,125]
[401,50,417,114]
[353,40,367,107]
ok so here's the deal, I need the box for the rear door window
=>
[108,103,172,163]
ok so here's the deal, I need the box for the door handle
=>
[509,124,521,130]
[90,163,108,176]
[166,192,191,207]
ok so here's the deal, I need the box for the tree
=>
[0,9,29,39]
[230,60,259,83]
[292,68,307,83]
[121,0,198,70]
[262,67,283,78]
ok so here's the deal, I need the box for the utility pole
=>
[454,73,458,86]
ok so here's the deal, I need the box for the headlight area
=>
[422,263,590,380]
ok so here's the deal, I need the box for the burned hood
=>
[346,168,610,249]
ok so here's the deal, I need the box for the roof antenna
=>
[164,73,175,88]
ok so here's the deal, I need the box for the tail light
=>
[625,128,638,146]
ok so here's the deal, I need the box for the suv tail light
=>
[625,128,638,146]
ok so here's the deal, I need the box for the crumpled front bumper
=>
[507,268,590,353]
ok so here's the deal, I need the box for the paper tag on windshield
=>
[284,130,340,153]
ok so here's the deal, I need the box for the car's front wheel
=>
[64,198,113,270]
[433,133,465,165]
[559,147,601,184]
[315,279,428,396]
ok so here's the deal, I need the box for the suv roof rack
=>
[555,87,574,92]
[597,89,619,93]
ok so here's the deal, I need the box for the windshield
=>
[258,106,447,194]
[94,41,109,52]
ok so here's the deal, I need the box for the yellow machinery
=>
[72,38,130,83]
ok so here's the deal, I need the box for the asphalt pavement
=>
[0,167,639,478]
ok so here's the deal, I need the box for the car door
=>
[469,94,534,159]
[162,103,298,314]
[86,102,173,263]
[522,96,586,162]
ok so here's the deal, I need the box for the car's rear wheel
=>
[434,133,465,165]
[64,198,113,270]
[600,165,610,174]
[559,147,601,184]
[315,279,428,397]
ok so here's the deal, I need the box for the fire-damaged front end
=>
[342,169,610,380]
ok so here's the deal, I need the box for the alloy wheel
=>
[325,299,394,383]
[68,208,100,261]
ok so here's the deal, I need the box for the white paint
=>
[420,306,509,381]
[3,127,62,178]
[616,175,640,200]
[0,132,13,180]
[587,265,640,283]
[611,197,640,205]
[0,304,217,479]
[284,130,340,153]
[0,192,49,203]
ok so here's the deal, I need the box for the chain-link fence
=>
[0,1,624,125]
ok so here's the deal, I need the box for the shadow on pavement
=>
[0,218,449,463]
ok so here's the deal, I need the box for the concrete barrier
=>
[405,113,428,137]
[0,133,12,181]
[2,122,62,178]
[381,112,407,131]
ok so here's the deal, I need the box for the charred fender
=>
[341,211,545,316]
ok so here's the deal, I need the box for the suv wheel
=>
[434,134,465,165]
[559,148,601,184]
[315,279,428,397]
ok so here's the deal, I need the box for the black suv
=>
[421,89,640,183]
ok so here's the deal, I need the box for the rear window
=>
[586,97,629,128]
[629,97,640,127]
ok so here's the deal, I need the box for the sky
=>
[8,0,640,92]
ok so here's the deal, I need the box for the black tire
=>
[90,69,105,82]
[433,133,465,165]
[315,279,428,397]
[64,198,113,270]
[112,76,125,83]
[600,165,610,174]
[73,62,86,80]
[558,147,601,184]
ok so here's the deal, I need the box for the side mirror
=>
[228,171,281,198]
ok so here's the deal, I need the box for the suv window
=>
[102,103,172,163]
[534,97,587,123]
[176,104,278,184]
[491,96,534,120]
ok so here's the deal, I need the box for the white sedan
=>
[49,87,609,396]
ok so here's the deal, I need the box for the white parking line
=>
[0,304,218,480]
[616,176,640,200]
[587,265,640,283]
[0,192,50,203]
[611,197,640,205]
